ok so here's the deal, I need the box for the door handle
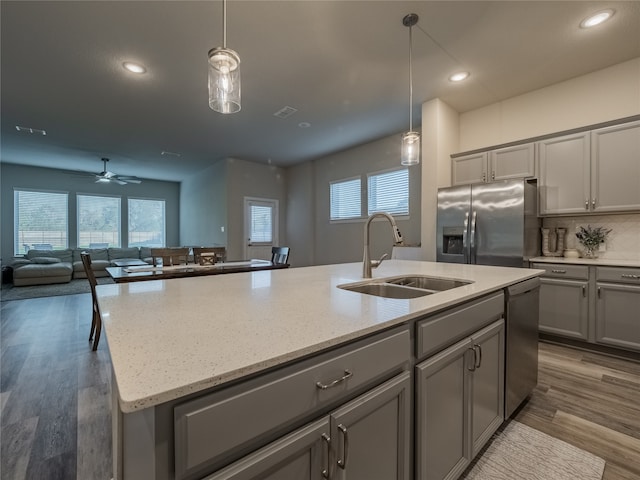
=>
[473,344,482,369]
[470,211,477,263]
[463,211,469,264]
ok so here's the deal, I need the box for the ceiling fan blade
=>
[117,177,142,184]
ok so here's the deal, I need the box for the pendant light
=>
[401,13,420,166]
[208,0,241,114]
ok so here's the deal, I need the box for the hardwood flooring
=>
[1,294,639,480]
[514,342,640,480]
[1,295,112,480]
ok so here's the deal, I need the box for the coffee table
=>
[112,259,149,267]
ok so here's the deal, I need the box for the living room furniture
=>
[150,247,189,266]
[193,247,227,265]
[81,252,103,351]
[271,246,290,264]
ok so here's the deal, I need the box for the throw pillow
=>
[31,257,61,264]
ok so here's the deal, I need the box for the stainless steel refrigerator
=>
[436,179,540,267]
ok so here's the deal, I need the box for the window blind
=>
[77,194,121,248]
[14,189,68,255]
[330,178,361,220]
[250,204,273,243]
[129,198,166,247]
[368,169,409,216]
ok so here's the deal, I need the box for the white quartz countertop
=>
[97,260,542,413]
[529,256,640,268]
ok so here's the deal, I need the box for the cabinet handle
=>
[592,199,596,208]
[551,269,566,274]
[491,171,495,180]
[337,424,349,469]
[482,173,486,182]
[622,274,640,280]
[316,370,352,390]
[582,285,586,297]
[467,348,476,371]
[321,434,331,479]
[585,199,589,210]
[474,344,482,369]
[597,286,601,298]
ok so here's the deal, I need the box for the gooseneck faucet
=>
[363,212,404,278]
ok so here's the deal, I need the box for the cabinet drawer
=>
[597,266,640,285]
[416,292,504,360]
[174,327,410,479]
[531,263,589,280]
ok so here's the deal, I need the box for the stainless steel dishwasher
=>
[504,276,540,418]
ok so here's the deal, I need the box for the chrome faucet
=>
[363,212,404,278]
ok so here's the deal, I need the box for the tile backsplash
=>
[543,213,640,260]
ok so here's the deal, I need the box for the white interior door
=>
[244,197,279,260]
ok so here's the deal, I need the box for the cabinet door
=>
[539,278,589,340]
[591,120,640,213]
[596,283,640,352]
[204,418,330,480]
[469,320,505,457]
[415,337,471,480]
[538,132,590,215]
[452,153,488,185]
[489,143,535,181]
[330,372,411,480]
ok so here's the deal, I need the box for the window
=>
[330,177,362,220]
[368,168,409,216]
[249,202,273,243]
[77,194,121,248]
[14,189,68,255]
[128,198,166,247]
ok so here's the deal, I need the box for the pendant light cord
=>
[409,24,413,131]
[222,0,227,48]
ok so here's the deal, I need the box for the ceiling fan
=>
[92,158,142,185]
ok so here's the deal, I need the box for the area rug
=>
[0,278,114,302]
[463,421,605,480]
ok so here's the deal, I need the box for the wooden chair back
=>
[80,252,102,351]
[193,247,227,265]
[150,247,189,267]
[271,246,290,265]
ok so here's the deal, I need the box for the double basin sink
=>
[338,275,473,299]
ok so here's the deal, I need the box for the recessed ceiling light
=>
[580,9,615,28]
[123,62,147,74]
[449,71,470,82]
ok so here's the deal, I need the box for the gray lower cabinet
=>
[533,263,589,340]
[205,372,411,480]
[415,319,505,480]
[595,267,640,352]
[539,277,589,340]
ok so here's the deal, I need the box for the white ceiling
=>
[2,1,639,182]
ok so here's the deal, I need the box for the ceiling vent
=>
[161,150,181,157]
[273,106,298,119]
[15,125,46,135]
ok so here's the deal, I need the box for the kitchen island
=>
[97,260,542,480]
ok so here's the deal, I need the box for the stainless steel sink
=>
[338,275,473,299]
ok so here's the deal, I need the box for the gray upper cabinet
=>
[538,132,591,215]
[539,119,640,215]
[452,152,488,185]
[489,143,535,182]
[591,120,640,213]
[452,144,535,186]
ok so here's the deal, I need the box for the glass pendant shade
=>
[208,47,241,114]
[401,131,421,166]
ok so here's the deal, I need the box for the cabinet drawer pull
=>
[321,433,331,478]
[316,370,353,390]
[597,286,601,298]
[592,199,596,208]
[621,274,640,280]
[466,348,476,371]
[582,285,586,297]
[337,424,349,469]
[551,269,567,274]
[491,171,495,180]
[585,199,589,210]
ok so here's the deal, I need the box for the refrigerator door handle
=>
[463,211,470,264]
[470,211,477,263]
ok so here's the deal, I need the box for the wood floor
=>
[1,293,639,480]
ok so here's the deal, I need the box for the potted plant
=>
[575,225,611,258]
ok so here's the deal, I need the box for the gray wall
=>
[290,132,422,266]
[180,160,228,248]
[0,162,180,259]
